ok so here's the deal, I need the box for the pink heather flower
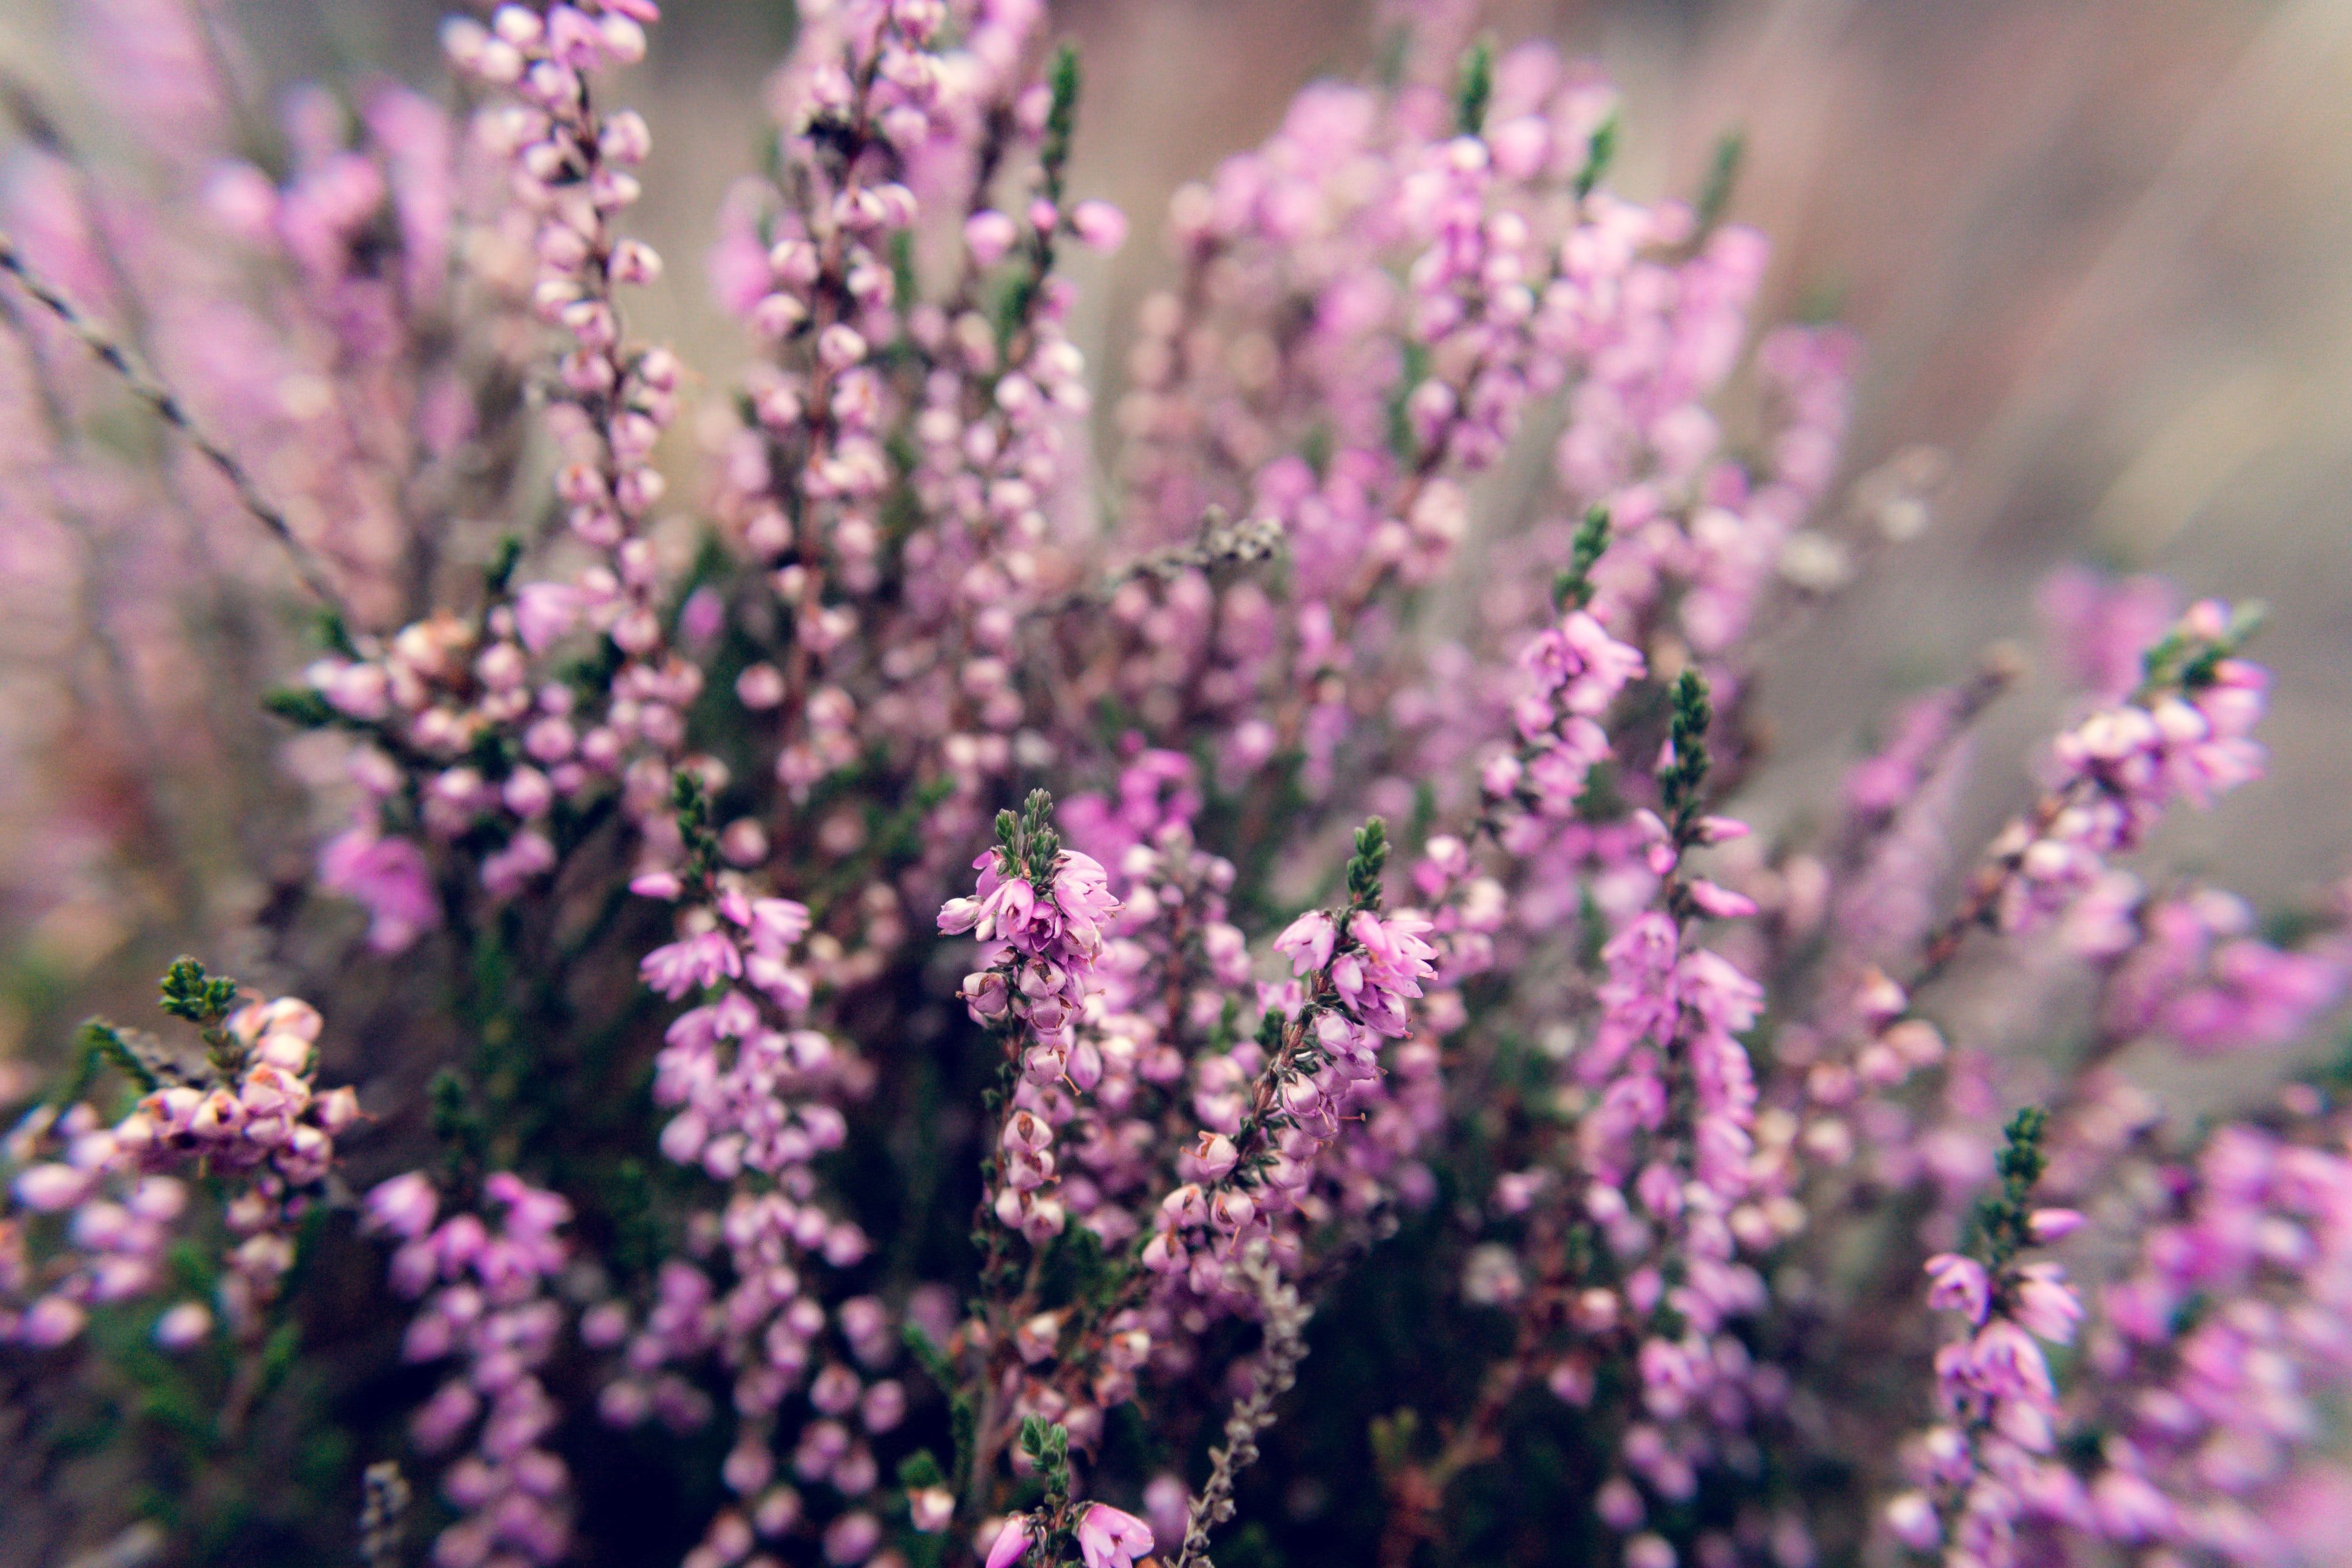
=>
[319,826,440,953]
[1596,1475,1645,1531]
[1885,1491,1940,1550]
[1625,1534,1676,1568]
[2089,1469,2174,1542]
[822,1512,881,1565]
[155,1300,214,1350]
[983,1514,1032,1568]
[965,209,1019,267]
[1686,879,1758,919]
[1144,1475,1188,1545]
[1075,1504,1154,1568]
[1192,1131,1239,1181]
[2008,1264,2085,1344]
[364,1171,441,1240]
[482,831,557,896]
[641,930,744,999]
[1531,610,1646,715]
[944,858,1034,942]
[1337,909,1437,1036]
[1050,853,1121,956]
[909,1487,955,1532]
[513,581,581,653]
[1274,910,1337,975]
[1070,200,1129,253]
[316,660,391,720]
[1968,1319,2055,1401]
[21,1295,87,1348]
[1925,1253,1992,1325]
[745,897,811,952]
[937,894,987,938]
[13,1162,90,1213]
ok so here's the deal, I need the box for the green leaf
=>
[1454,39,1495,137]
[485,534,525,597]
[896,1449,946,1491]
[1695,130,1746,235]
[1553,505,1612,612]
[262,687,337,728]
[1576,114,1619,200]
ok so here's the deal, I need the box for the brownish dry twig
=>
[0,229,352,616]
[1173,1243,1314,1568]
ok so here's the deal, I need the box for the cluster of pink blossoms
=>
[1980,600,2268,938]
[942,792,1123,1246]
[613,816,900,1568]
[307,0,696,949]
[982,1499,1155,1568]
[1488,603,1648,820]
[2046,1117,2352,1563]
[1887,1114,2090,1568]
[701,0,1118,887]
[5,986,353,1351]
[1136,887,1441,1285]
[11,3,2352,1568]
[5,1105,195,1351]
[1513,681,1786,1566]
[367,1170,577,1568]
[2066,876,2347,1056]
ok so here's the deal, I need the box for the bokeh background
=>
[5,0,2352,1008]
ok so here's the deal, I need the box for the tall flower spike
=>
[1886,1108,2087,1568]
[945,790,1122,1250]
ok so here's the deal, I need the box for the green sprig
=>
[160,957,244,1073]
[1040,45,1081,203]
[2140,601,2265,695]
[1553,505,1611,612]
[993,788,1064,892]
[1659,670,1714,841]
[1694,131,1746,235]
[159,956,239,1027]
[1576,114,1619,201]
[671,771,721,886]
[1346,817,1390,910]
[57,1019,160,1107]
[1971,1105,2050,1270]
[1453,39,1495,137]
[485,534,525,598]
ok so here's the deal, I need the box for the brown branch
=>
[1173,1243,1314,1568]
[0,229,351,616]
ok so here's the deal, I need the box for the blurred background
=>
[3,0,2350,982]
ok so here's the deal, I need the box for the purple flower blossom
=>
[1075,1503,1154,1568]
[319,825,439,952]
[640,929,744,999]
[1925,1253,1991,1325]
[984,1514,1032,1568]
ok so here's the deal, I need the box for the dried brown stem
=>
[1173,1244,1314,1568]
[0,229,350,616]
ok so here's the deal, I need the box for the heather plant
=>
[2,4,2350,1568]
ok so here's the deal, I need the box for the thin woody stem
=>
[0,229,352,617]
[1174,1243,1313,1568]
